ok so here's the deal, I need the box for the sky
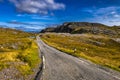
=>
[0,0,120,31]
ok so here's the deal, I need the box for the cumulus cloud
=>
[9,0,65,14]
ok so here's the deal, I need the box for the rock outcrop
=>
[41,22,120,36]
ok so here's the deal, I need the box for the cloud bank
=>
[9,0,65,14]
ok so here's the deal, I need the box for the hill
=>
[40,22,120,71]
[0,27,33,51]
[41,22,120,37]
[0,27,40,80]
[40,33,120,71]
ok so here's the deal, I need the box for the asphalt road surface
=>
[36,36,120,80]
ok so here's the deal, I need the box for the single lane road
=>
[36,36,120,80]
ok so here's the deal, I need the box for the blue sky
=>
[0,0,120,31]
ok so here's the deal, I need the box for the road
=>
[36,36,120,80]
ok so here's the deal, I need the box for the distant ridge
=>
[41,22,120,36]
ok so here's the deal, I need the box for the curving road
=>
[36,36,120,80]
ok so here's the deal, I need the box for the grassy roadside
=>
[40,33,120,71]
[16,41,41,76]
[0,28,41,79]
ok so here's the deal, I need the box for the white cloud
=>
[95,7,120,20]
[32,17,48,20]
[32,16,53,20]
[82,6,120,26]
[9,0,65,14]
[114,14,120,18]
[111,11,116,14]
[17,14,23,17]
[95,7,118,15]
[16,14,53,20]
[83,7,120,18]
[0,21,46,32]
[25,26,45,29]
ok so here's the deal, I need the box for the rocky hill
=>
[41,22,120,37]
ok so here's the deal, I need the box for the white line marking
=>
[40,56,45,80]
[78,59,89,65]
[43,56,45,69]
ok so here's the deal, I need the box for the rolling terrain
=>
[0,22,120,80]
[39,22,120,80]
[0,27,40,80]
[36,36,120,80]
[40,33,120,72]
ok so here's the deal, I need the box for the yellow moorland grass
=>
[0,40,40,76]
[0,28,40,78]
[0,52,18,70]
[16,41,41,76]
[41,33,120,71]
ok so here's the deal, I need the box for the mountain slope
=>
[41,22,120,37]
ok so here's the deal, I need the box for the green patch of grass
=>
[0,63,10,70]
[41,33,120,71]
[17,41,40,76]
[17,42,40,74]
[17,64,32,76]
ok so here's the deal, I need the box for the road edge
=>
[34,36,44,80]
